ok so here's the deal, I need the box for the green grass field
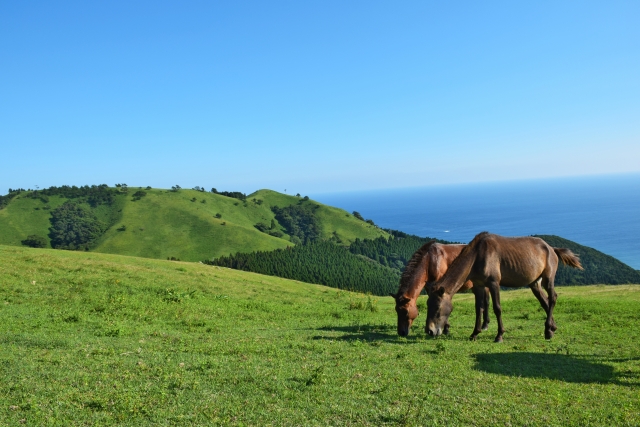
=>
[0,188,387,262]
[1,245,638,426]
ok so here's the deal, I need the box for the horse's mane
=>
[435,231,490,292]
[398,240,439,294]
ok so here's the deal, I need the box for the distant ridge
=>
[535,235,640,285]
[0,186,387,261]
[208,231,640,295]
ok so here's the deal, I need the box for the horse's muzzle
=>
[426,323,441,337]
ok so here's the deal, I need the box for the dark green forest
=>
[49,202,107,250]
[271,201,322,244]
[349,230,454,270]
[205,232,459,295]
[205,240,401,295]
[207,231,640,295]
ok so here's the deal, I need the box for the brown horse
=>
[425,232,583,342]
[390,241,490,336]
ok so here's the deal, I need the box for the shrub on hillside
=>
[132,190,147,201]
[21,235,48,248]
[254,222,269,233]
[211,188,247,201]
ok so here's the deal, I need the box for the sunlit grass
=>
[1,245,638,426]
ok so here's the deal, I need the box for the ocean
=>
[312,174,640,270]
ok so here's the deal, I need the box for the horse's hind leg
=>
[529,278,556,331]
[487,280,505,343]
[481,287,490,331]
[469,285,486,341]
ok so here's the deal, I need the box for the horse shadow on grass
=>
[311,324,423,344]
[473,352,639,386]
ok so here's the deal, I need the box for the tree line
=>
[206,231,640,294]
[205,240,401,295]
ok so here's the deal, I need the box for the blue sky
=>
[1,1,639,194]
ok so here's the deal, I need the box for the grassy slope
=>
[93,189,291,261]
[0,194,70,247]
[1,245,638,426]
[0,188,387,262]
[251,189,387,243]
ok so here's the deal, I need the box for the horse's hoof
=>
[494,336,503,343]
[545,330,554,340]
[469,335,477,341]
[481,324,489,331]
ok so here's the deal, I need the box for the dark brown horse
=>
[390,241,490,336]
[425,232,583,342]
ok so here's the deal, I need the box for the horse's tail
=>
[553,248,584,270]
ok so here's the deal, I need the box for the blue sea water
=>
[312,174,640,269]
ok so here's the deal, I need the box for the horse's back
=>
[471,234,555,287]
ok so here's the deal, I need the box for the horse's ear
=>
[389,292,398,299]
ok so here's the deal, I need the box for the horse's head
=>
[425,287,453,337]
[390,292,419,337]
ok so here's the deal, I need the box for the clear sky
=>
[1,1,639,194]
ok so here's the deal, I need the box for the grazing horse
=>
[425,232,583,342]
[390,241,490,336]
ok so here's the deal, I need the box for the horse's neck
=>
[404,257,429,300]
[438,245,477,294]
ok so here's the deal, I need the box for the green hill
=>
[0,245,639,425]
[0,186,387,261]
[535,234,640,285]
[208,231,640,294]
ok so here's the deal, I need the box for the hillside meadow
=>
[0,187,387,262]
[0,245,639,426]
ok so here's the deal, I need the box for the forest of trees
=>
[206,230,640,295]
[271,201,322,244]
[28,184,121,207]
[206,240,401,295]
[349,231,454,270]
[48,202,107,250]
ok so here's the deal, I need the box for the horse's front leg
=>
[487,280,505,343]
[543,277,558,340]
[469,286,486,341]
